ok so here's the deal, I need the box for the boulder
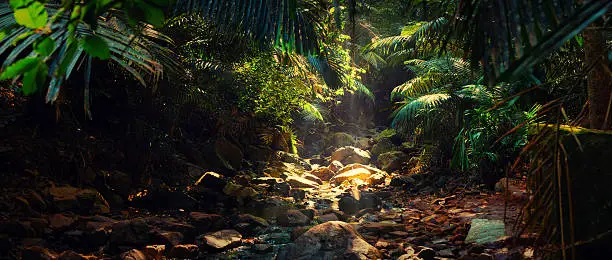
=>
[328,160,344,173]
[194,172,227,190]
[198,229,242,250]
[277,210,311,227]
[330,146,371,165]
[58,250,97,260]
[21,246,57,260]
[326,132,356,148]
[310,167,334,181]
[371,139,396,159]
[377,151,408,172]
[286,176,319,189]
[229,214,269,236]
[157,231,184,246]
[168,244,199,259]
[142,245,165,260]
[280,221,381,259]
[120,249,146,260]
[189,212,224,233]
[48,186,110,214]
[317,213,339,223]
[465,219,505,244]
[110,218,155,247]
[48,214,76,230]
[338,196,359,215]
[330,168,371,185]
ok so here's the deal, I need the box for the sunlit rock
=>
[330,146,371,165]
[286,176,320,189]
[198,229,242,250]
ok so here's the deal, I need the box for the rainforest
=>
[0,0,611,259]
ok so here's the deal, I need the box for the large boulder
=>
[286,176,320,189]
[330,164,388,185]
[331,168,372,185]
[280,221,381,259]
[377,151,408,172]
[330,146,371,165]
[47,186,110,214]
[194,172,227,190]
[110,218,155,247]
[326,132,355,149]
[370,139,396,159]
[309,167,335,181]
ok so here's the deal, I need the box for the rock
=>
[222,183,258,203]
[198,229,242,250]
[465,219,505,245]
[330,146,371,165]
[265,161,305,178]
[437,248,454,257]
[21,246,57,260]
[358,192,381,209]
[142,245,165,260]
[299,209,316,220]
[339,196,360,215]
[252,244,273,253]
[157,231,184,246]
[371,139,396,159]
[230,214,269,236]
[58,250,97,260]
[320,209,347,221]
[194,172,227,190]
[286,176,319,189]
[281,221,381,259]
[25,190,47,213]
[417,247,436,260]
[189,212,224,233]
[168,244,199,259]
[0,219,36,237]
[291,226,310,241]
[318,213,339,223]
[277,210,311,227]
[367,173,387,186]
[331,168,372,185]
[310,167,334,181]
[377,151,408,172]
[110,218,154,247]
[327,132,356,149]
[48,214,75,230]
[328,160,344,173]
[301,173,323,185]
[272,181,291,196]
[48,186,110,214]
[355,137,371,150]
[390,175,417,188]
[120,249,147,260]
[215,138,243,171]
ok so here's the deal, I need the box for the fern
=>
[301,102,324,122]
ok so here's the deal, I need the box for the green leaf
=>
[33,37,55,56]
[81,35,110,60]
[9,0,33,9]
[14,1,48,29]
[0,57,40,80]
[0,31,5,42]
[22,61,48,95]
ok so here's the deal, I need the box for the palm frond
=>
[364,17,448,56]
[300,102,324,122]
[391,72,446,99]
[391,93,452,130]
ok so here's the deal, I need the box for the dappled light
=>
[0,1,611,259]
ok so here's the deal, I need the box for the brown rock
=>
[286,176,319,189]
[331,168,372,185]
[301,173,323,185]
[21,246,57,260]
[277,210,311,227]
[142,245,165,260]
[330,146,371,165]
[328,160,344,173]
[58,250,97,260]
[282,221,381,259]
[48,186,110,214]
[199,229,242,250]
[309,167,335,181]
[120,249,146,260]
[157,231,183,246]
[188,212,224,233]
[168,244,199,259]
[48,214,75,230]
[318,213,339,223]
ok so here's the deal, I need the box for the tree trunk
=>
[583,28,611,130]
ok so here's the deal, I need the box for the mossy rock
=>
[377,151,408,172]
[374,128,397,142]
[326,132,355,149]
[371,138,397,158]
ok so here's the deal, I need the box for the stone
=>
[367,173,387,186]
[377,151,408,172]
[120,249,146,260]
[326,132,356,149]
[328,160,344,173]
[214,138,243,171]
[310,167,335,181]
[194,172,227,190]
[417,247,436,260]
[252,244,273,253]
[371,138,396,158]
[230,214,269,236]
[318,213,339,223]
[355,137,371,150]
[277,210,311,227]
[189,212,224,233]
[21,246,57,260]
[330,146,371,165]
[320,209,347,221]
[286,176,319,189]
[157,231,184,246]
[339,196,360,215]
[48,186,110,214]
[390,175,417,188]
[331,168,372,185]
[142,245,165,260]
[110,218,154,247]
[58,250,97,260]
[281,221,381,259]
[168,244,199,259]
[199,229,242,250]
[301,173,323,185]
[358,192,381,209]
[48,214,75,230]
[299,209,315,220]
[465,219,506,245]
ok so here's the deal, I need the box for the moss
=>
[374,128,397,142]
